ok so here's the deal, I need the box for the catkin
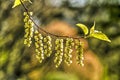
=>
[75,39,84,67]
[54,39,64,68]
[43,36,52,57]
[23,12,34,47]
[64,38,74,65]
[34,30,44,63]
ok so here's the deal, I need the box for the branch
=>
[20,0,84,39]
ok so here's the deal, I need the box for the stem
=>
[20,0,84,39]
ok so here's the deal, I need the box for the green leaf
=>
[76,23,89,35]
[89,21,111,42]
[12,0,32,8]
[89,30,111,42]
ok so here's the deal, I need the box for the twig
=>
[20,0,84,39]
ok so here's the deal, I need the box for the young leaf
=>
[89,30,111,42]
[76,23,89,35]
[12,0,32,8]
[89,22,111,42]
[90,21,95,34]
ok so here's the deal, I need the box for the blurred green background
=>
[0,0,120,80]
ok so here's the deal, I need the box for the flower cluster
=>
[23,12,34,47]
[43,36,52,57]
[64,38,74,65]
[23,12,84,68]
[34,30,44,63]
[54,39,64,68]
[75,39,84,67]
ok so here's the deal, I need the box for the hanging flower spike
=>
[43,36,52,57]
[34,30,44,63]
[54,39,64,68]
[23,12,34,47]
[75,39,84,67]
[64,38,74,65]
